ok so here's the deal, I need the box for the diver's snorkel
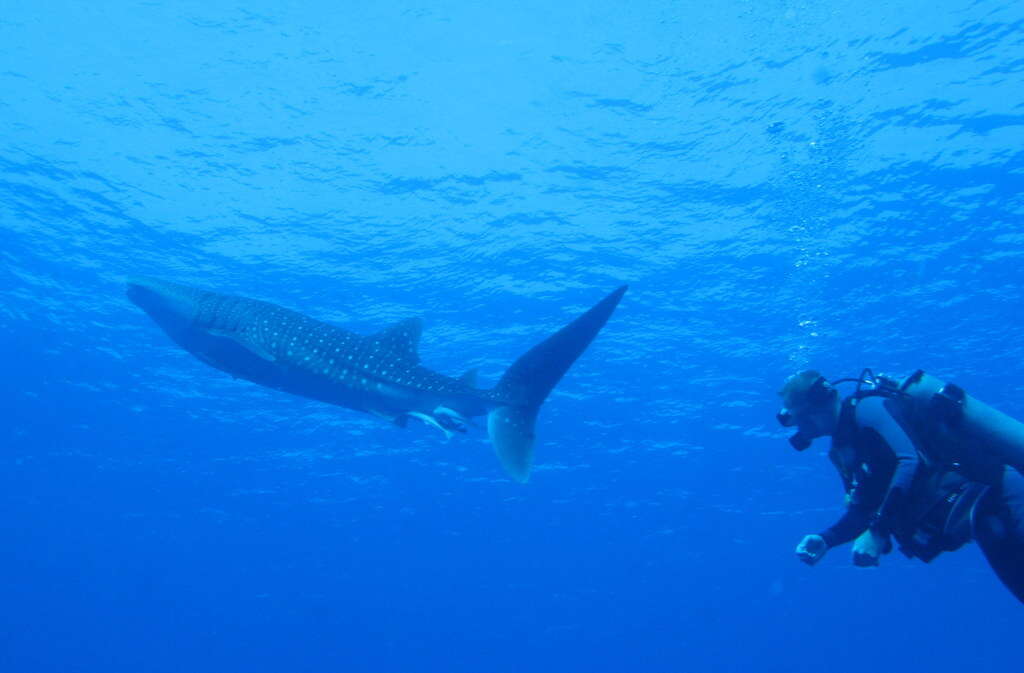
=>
[776,407,813,451]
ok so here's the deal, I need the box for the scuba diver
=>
[776,369,1024,604]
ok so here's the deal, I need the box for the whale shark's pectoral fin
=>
[207,328,277,362]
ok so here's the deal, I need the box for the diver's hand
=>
[796,534,828,565]
[851,529,887,567]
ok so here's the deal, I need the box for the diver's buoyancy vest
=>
[896,477,989,562]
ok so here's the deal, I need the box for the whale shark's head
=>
[126,277,204,330]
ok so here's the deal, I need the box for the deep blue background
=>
[2,2,1022,671]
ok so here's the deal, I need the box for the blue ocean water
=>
[2,1,1022,671]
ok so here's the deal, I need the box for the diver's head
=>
[777,370,840,450]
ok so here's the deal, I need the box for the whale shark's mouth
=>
[124,277,202,327]
[125,278,160,311]
[125,279,150,305]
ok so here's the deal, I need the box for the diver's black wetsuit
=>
[821,395,1024,604]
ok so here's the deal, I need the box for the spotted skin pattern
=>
[129,278,490,423]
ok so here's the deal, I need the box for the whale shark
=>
[126,278,627,482]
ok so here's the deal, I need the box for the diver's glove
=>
[796,534,829,565]
[851,528,890,567]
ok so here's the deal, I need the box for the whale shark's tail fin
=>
[487,286,627,482]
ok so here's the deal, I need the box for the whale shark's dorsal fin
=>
[459,368,478,388]
[370,317,422,363]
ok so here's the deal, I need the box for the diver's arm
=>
[819,501,873,548]
[855,397,921,535]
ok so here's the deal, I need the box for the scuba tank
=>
[897,370,1024,483]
